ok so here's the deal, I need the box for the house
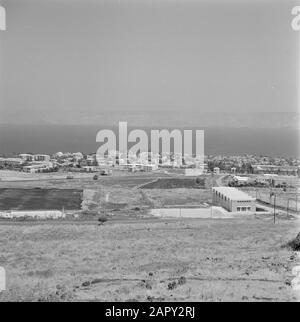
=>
[19,154,50,163]
[82,166,99,172]
[213,167,220,175]
[232,176,250,185]
[252,164,298,176]
[212,187,256,212]
[0,158,23,166]
[23,162,53,173]
[231,167,237,173]
[34,154,50,162]
[19,154,34,162]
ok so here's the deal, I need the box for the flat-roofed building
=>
[252,164,298,176]
[212,187,256,212]
[213,167,220,175]
[232,175,250,184]
[23,162,53,173]
[19,154,34,162]
[34,154,50,162]
[0,157,23,166]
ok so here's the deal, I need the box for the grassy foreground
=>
[0,217,299,302]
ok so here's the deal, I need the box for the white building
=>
[19,154,34,162]
[82,166,99,172]
[0,157,23,166]
[54,152,64,158]
[19,154,50,163]
[34,154,50,162]
[213,167,220,175]
[23,162,53,173]
[233,176,250,184]
[212,187,256,212]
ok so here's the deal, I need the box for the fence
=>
[247,189,300,213]
[0,210,65,219]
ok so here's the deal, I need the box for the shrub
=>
[178,276,187,285]
[98,216,108,225]
[195,177,204,185]
[167,281,177,290]
[284,232,300,251]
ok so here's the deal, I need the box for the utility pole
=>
[286,199,289,217]
[270,190,276,224]
[273,193,276,224]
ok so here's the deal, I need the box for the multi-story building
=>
[0,158,23,166]
[19,154,50,163]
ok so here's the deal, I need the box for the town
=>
[0,152,299,177]
[0,151,299,218]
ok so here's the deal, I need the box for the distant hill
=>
[0,111,298,129]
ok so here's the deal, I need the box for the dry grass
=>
[0,217,299,302]
[141,189,212,207]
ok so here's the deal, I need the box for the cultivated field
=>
[140,178,206,189]
[0,217,298,302]
[0,188,83,211]
[0,173,214,215]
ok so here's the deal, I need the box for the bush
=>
[167,281,177,290]
[178,276,187,285]
[284,232,300,251]
[98,216,108,225]
[195,177,204,185]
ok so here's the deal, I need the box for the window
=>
[237,207,241,211]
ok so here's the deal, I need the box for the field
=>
[0,170,171,188]
[0,170,299,301]
[0,217,299,302]
[0,173,214,214]
[0,188,83,211]
[140,189,212,207]
[140,178,206,189]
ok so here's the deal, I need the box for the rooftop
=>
[212,187,256,201]
[0,157,23,162]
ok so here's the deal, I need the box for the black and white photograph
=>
[0,0,299,306]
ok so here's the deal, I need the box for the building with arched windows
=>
[212,187,256,212]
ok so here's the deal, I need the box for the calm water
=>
[0,125,298,158]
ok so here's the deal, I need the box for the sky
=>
[0,0,299,125]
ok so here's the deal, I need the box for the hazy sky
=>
[0,0,299,124]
